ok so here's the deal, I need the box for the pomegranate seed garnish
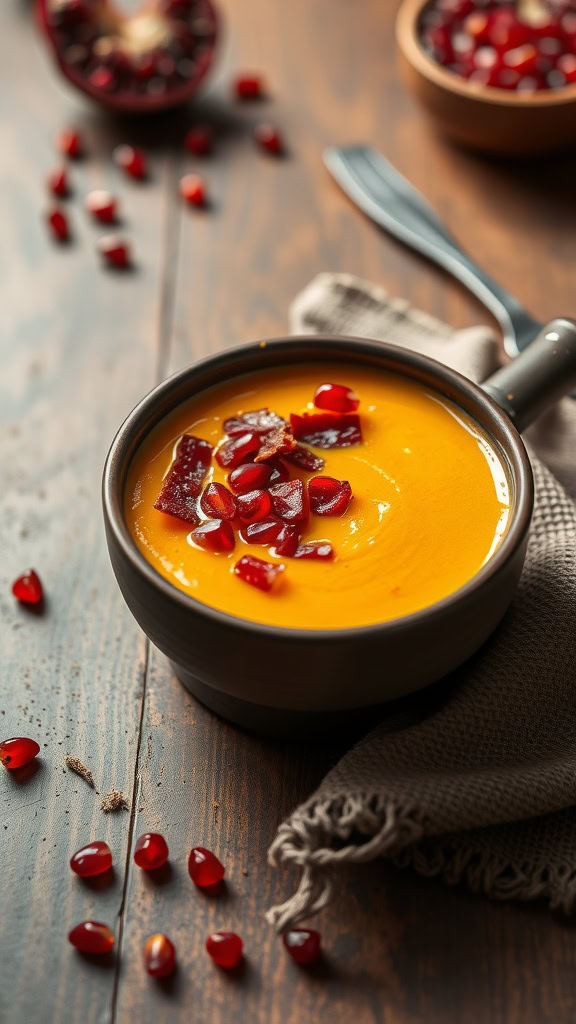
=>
[294,542,335,561]
[190,519,235,552]
[240,518,283,544]
[206,931,243,968]
[223,408,287,436]
[47,207,69,242]
[113,144,147,180]
[69,921,114,955]
[97,234,130,268]
[154,434,213,523]
[234,554,285,592]
[85,189,117,223]
[269,480,310,522]
[188,847,225,887]
[290,411,362,448]
[254,425,297,462]
[58,129,82,158]
[313,382,359,413]
[70,840,113,877]
[90,66,116,91]
[12,568,43,604]
[283,929,321,965]
[284,445,325,473]
[273,523,301,557]
[268,458,291,485]
[558,54,576,83]
[134,832,169,870]
[254,123,283,155]
[48,167,69,197]
[184,125,213,155]
[216,432,261,469]
[234,73,264,99]
[229,462,273,494]
[143,933,176,978]
[179,173,206,206]
[502,44,538,75]
[236,488,272,524]
[0,737,40,770]
[309,476,353,516]
[200,482,237,520]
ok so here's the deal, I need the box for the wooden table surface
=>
[2,1,576,1022]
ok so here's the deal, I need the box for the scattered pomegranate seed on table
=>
[47,207,70,242]
[70,840,113,877]
[234,73,265,99]
[69,921,114,955]
[97,234,130,268]
[0,737,40,770]
[206,931,243,968]
[229,462,273,494]
[179,173,206,207]
[48,167,69,197]
[254,123,283,155]
[12,568,44,604]
[184,125,213,155]
[314,382,359,413]
[200,482,237,520]
[309,476,353,516]
[84,189,117,223]
[58,129,82,158]
[234,554,285,592]
[283,929,321,965]
[190,519,236,553]
[188,846,225,888]
[143,934,176,978]
[133,832,169,871]
[113,144,147,180]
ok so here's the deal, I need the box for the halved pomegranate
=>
[38,0,219,114]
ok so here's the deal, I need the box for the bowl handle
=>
[482,318,576,431]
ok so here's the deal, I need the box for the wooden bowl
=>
[396,0,576,154]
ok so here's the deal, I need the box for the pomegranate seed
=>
[0,737,40,770]
[179,173,206,206]
[188,847,225,887]
[285,445,325,472]
[309,477,352,516]
[114,144,147,180]
[58,129,82,158]
[154,434,213,523]
[236,488,272,524]
[240,519,282,544]
[229,462,273,494]
[269,480,310,523]
[503,44,538,75]
[97,235,130,268]
[294,542,334,561]
[143,933,176,977]
[223,408,287,436]
[558,53,576,82]
[267,458,291,485]
[234,73,264,99]
[273,523,301,557]
[463,11,490,42]
[47,208,69,242]
[290,411,362,448]
[184,125,213,155]
[488,10,527,51]
[200,482,237,520]
[206,931,243,968]
[12,569,43,604]
[134,832,169,870]
[190,519,235,553]
[254,123,283,155]
[90,67,116,91]
[216,432,261,469]
[85,190,117,223]
[313,382,359,413]
[69,921,114,955]
[70,841,113,877]
[48,168,69,197]
[283,929,321,965]
[234,554,285,591]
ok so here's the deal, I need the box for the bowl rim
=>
[396,0,576,108]
[102,335,533,642]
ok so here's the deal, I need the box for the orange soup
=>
[125,363,511,629]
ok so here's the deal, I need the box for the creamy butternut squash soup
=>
[125,363,511,629]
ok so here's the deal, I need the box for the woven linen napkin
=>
[266,272,576,931]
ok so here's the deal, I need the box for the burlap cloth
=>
[266,272,576,931]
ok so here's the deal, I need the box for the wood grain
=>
[2,0,576,1021]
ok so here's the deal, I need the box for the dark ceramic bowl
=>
[103,321,576,734]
